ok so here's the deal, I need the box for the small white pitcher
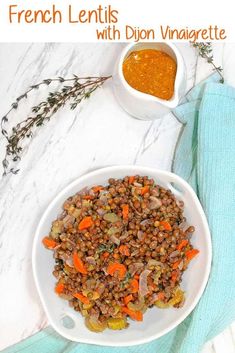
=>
[113,42,186,120]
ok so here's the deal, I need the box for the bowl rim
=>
[32,165,212,346]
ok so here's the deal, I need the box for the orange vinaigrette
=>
[122,49,177,100]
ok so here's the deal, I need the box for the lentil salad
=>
[42,175,199,332]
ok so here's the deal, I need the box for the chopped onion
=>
[137,230,144,241]
[99,190,109,204]
[120,231,129,240]
[128,296,145,311]
[129,262,144,276]
[178,260,184,270]
[97,208,106,217]
[88,189,95,197]
[86,256,96,265]
[149,196,162,209]
[129,240,140,248]
[169,250,180,258]
[57,211,67,221]
[139,269,151,297]
[140,219,151,226]
[148,293,159,305]
[179,221,187,230]
[151,188,160,197]
[63,215,75,227]
[65,257,74,267]
[130,249,139,257]
[60,254,74,267]
[147,259,164,269]
[110,234,120,246]
[107,227,120,235]
[89,307,100,320]
[65,238,76,247]
[133,182,143,187]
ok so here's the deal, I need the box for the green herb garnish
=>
[192,42,224,83]
[120,271,132,288]
[98,243,115,254]
[1,75,111,176]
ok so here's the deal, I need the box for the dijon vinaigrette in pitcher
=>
[122,49,177,100]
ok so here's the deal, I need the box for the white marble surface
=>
[0,43,234,352]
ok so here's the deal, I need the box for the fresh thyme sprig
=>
[1,75,111,176]
[192,42,224,83]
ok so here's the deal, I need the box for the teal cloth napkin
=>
[3,74,235,353]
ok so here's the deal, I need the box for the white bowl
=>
[32,166,212,346]
[112,43,186,120]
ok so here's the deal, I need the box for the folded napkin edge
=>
[202,82,235,100]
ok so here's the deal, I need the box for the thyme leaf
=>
[1,75,111,176]
[192,42,224,83]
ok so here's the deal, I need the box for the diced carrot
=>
[141,186,149,195]
[73,252,87,274]
[78,216,93,231]
[119,245,130,256]
[156,291,165,300]
[113,253,120,260]
[107,262,127,280]
[172,260,181,270]
[121,204,129,220]
[151,283,157,290]
[185,249,200,261]
[102,252,110,259]
[160,221,172,231]
[177,239,188,251]
[129,176,135,184]
[42,236,57,249]
[83,195,92,200]
[134,274,140,280]
[73,292,90,304]
[123,294,133,305]
[129,279,139,293]
[121,307,143,321]
[171,271,178,282]
[55,282,64,294]
[92,186,103,193]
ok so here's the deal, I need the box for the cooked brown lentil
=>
[42,175,199,332]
